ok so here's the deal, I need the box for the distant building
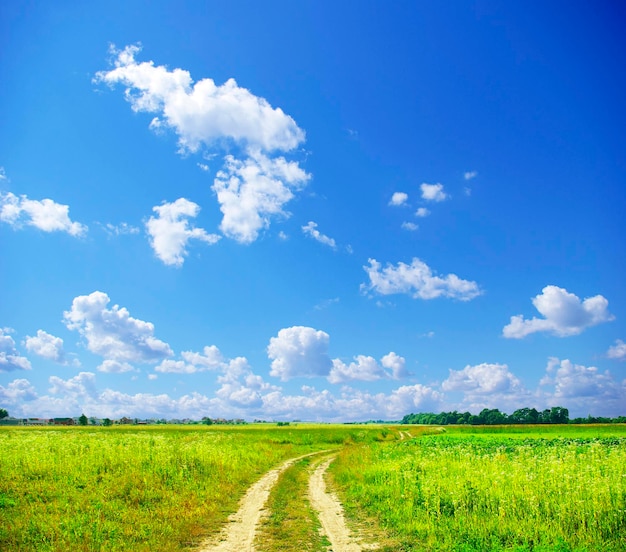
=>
[26,418,49,425]
[52,418,75,426]
[0,418,24,426]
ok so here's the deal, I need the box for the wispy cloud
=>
[302,221,337,249]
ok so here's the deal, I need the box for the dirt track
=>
[308,456,363,551]
[197,452,365,551]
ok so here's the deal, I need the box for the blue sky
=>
[1,0,625,421]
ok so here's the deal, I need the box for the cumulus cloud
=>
[361,258,481,301]
[329,356,388,384]
[156,345,224,374]
[607,339,626,360]
[420,183,448,202]
[0,192,87,236]
[381,352,411,379]
[97,360,136,373]
[401,222,418,231]
[216,357,279,408]
[95,44,305,153]
[63,291,173,365]
[441,362,533,413]
[146,198,220,266]
[329,352,410,384]
[389,192,408,206]
[464,171,478,180]
[49,371,98,399]
[96,45,310,243]
[267,326,332,380]
[213,151,310,243]
[24,330,68,364]
[302,221,336,248]
[415,207,430,218]
[443,363,523,394]
[0,329,31,372]
[0,379,37,403]
[503,286,614,338]
[540,358,626,416]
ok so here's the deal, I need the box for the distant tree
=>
[0,408,8,419]
[510,407,539,424]
[202,417,213,425]
[78,413,88,426]
[102,418,112,426]
[548,406,569,424]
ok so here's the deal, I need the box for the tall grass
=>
[331,425,626,551]
[0,424,374,551]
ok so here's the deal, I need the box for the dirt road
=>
[308,456,363,551]
[197,452,367,551]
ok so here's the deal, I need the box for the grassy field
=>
[0,424,376,551]
[1,423,625,551]
[330,424,626,552]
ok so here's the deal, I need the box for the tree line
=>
[401,407,626,426]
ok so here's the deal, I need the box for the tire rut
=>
[196,452,325,552]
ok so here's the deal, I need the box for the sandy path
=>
[308,456,363,552]
[197,452,322,552]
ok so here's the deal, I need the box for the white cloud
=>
[420,183,448,202]
[268,326,332,380]
[441,362,533,414]
[0,329,31,372]
[328,352,410,384]
[362,258,481,301]
[415,207,430,218]
[146,198,220,266]
[381,352,410,379]
[329,355,387,384]
[401,221,418,231]
[443,363,523,394]
[155,345,224,374]
[96,45,310,244]
[302,221,336,249]
[97,360,136,373]
[503,286,614,338]
[63,291,173,364]
[24,330,68,364]
[216,357,279,408]
[213,151,310,243]
[0,167,7,180]
[389,192,408,206]
[95,44,305,154]
[0,379,37,403]
[49,371,98,399]
[540,358,626,416]
[607,339,626,360]
[0,192,87,236]
[464,171,478,180]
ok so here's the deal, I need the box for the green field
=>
[331,424,626,551]
[1,424,625,551]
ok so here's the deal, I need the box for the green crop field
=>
[331,424,626,552]
[1,423,625,551]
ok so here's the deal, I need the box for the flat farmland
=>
[1,424,625,551]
